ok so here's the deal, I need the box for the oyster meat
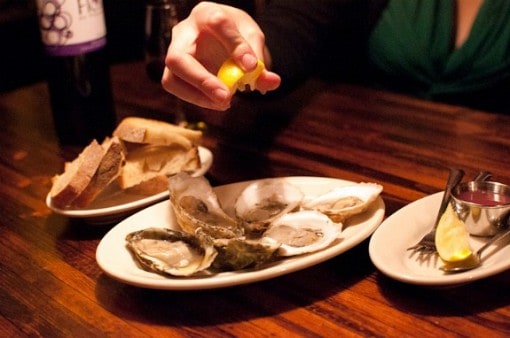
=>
[125,227,217,277]
[168,172,243,239]
[302,183,383,222]
[212,237,280,271]
[262,210,342,256]
[235,179,304,235]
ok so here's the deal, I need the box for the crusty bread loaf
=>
[71,137,125,208]
[118,145,200,189]
[113,117,202,149]
[50,139,105,208]
[49,117,203,209]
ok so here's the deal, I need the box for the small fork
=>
[407,168,465,256]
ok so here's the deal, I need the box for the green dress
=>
[368,0,510,112]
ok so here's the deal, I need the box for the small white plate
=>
[46,147,213,224]
[369,192,510,286]
[96,176,385,290]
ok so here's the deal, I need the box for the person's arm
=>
[161,1,365,110]
[162,2,280,110]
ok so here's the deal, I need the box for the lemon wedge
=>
[217,58,265,93]
[435,204,473,262]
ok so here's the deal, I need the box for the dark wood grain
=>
[1,60,509,337]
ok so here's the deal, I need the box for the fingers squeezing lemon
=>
[435,204,473,262]
[217,58,265,93]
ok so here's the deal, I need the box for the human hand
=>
[161,2,281,110]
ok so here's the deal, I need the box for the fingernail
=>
[242,54,258,70]
[213,88,230,102]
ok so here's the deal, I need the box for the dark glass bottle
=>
[144,0,183,82]
[36,0,116,146]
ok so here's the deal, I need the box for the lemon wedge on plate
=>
[435,204,473,262]
[217,58,265,93]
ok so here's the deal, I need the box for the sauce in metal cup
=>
[451,181,510,236]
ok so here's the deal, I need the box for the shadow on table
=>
[94,239,373,326]
[375,269,510,316]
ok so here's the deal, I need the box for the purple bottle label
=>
[43,37,106,57]
[36,0,107,56]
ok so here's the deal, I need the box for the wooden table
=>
[1,60,509,337]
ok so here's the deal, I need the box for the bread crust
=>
[113,117,202,149]
[72,137,125,208]
[49,140,105,208]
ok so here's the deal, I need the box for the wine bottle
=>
[144,0,183,82]
[35,0,116,146]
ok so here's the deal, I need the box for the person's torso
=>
[367,0,510,112]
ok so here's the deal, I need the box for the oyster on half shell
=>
[125,227,217,276]
[168,172,243,239]
[235,179,304,236]
[262,210,342,257]
[302,183,383,222]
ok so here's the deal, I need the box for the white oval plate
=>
[369,192,510,286]
[46,147,213,224]
[96,176,385,290]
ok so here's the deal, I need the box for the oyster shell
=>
[263,210,342,256]
[168,172,243,239]
[212,237,280,271]
[235,179,304,236]
[125,227,217,276]
[302,183,382,222]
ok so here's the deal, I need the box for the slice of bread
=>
[118,145,201,189]
[49,139,105,208]
[72,137,125,208]
[113,117,202,149]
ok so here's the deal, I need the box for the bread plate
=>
[46,146,213,224]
